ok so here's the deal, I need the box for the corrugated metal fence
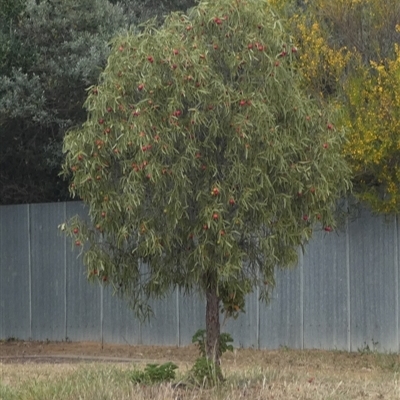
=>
[0,202,399,352]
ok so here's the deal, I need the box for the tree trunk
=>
[205,280,221,364]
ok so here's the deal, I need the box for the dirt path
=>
[0,340,199,365]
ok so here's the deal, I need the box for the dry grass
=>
[1,347,400,399]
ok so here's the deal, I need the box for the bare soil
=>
[0,340,199,365]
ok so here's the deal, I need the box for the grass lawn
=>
[1,345,400,399]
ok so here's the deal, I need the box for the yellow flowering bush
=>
[343,48,400,212]
[269,0,352,100]
[271,0,400,213]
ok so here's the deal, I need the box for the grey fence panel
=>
[66,255,102,342]
[2,201,400,350]
[303,229,349,350]
[259,265,302,349]
[0,205,31,340]
[178,290,206,346]
[348,209,399,352]
[102,287,141,345]
[141,290,179,346]
[30,203,66,341]
[224,292,259,349]
[65,202,102,342]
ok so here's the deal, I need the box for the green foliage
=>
[114,0,197,27]
[130,362,178,384]
[62,0,351,322]
[0,0,29,74]
[342,52,400,213]
[0,0,127,204]
[274,0,400,213]
[219,280,252,319]
[62,0,351,371]
[273,0,400,65]
[189,356,222,387]
[313,0,400,63]
[192,329,234,358]
[0,0,26,22]
[190,328,232,384]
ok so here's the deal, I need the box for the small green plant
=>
[189,329,234,386]
[358,343,372,354]
[192,329,234,358]
[130,362,178,384]
[189,357,222,388]
[358,339,379,354]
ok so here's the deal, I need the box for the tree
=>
[0,0,127,204]
[342,47,400,213]
[271,0,400,213]
[0,0,29,76]
[62,0,351,367]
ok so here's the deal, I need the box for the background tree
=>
[62,0,351,366]
[0,0,127,204]
[272,0,400,213]
[0,0,29,76]
[342,45,400,213]
[113,0,197,27]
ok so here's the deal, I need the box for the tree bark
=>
[205,279,221,364]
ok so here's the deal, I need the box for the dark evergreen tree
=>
[0,0,127,204]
